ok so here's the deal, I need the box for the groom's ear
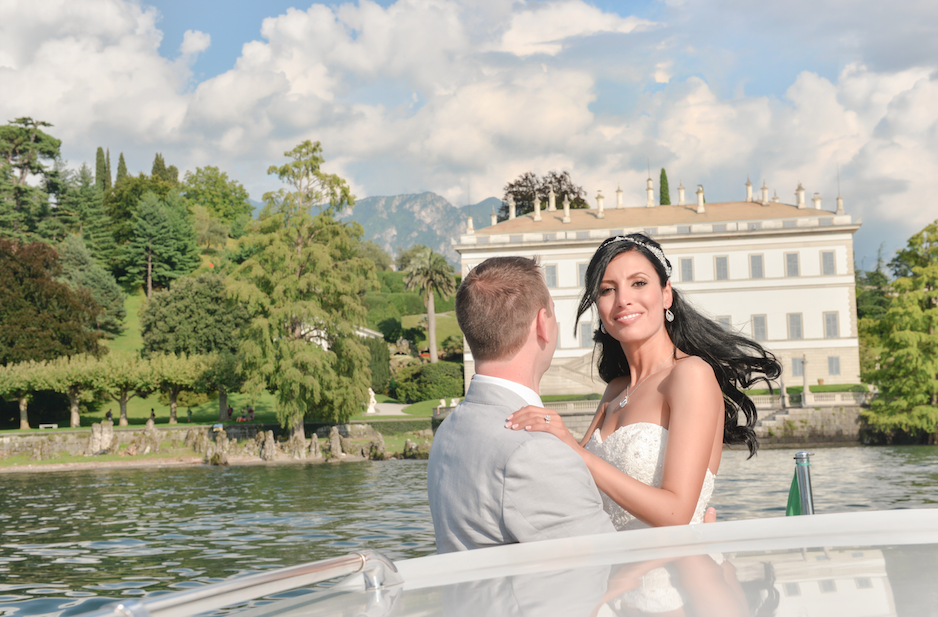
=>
[534,307,550,343]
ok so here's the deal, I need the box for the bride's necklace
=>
[619,349,676,408]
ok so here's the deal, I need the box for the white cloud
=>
[499,1,653,56]
[0,0,936,259]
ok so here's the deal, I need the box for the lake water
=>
[1,446,936,617]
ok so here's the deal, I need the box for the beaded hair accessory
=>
[600,235,673,278]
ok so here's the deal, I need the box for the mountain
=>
[461,197,502,229]
[341,193,498,266]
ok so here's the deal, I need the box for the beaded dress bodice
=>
[584,422,715,531]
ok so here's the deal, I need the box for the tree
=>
[58,235,126,338]
[404,247,456,363]
[660,168,671,205]
[364,336,390,394]
[44,353,100,428]
[201,352,242,421]
[94,352,154,426]
[0,118,61,240]
[123,193,178,297]
[0,239,101,367]
[105,173,175,245]
[115,153,128,185]
[193,204,229,250]
[150,353,206,423]
[358,239,392,271]
[227,140,376,438]
[396,244,430,272]
[56,164,117,265]
[499,170,587,220]
[123,192,199,296]
[140,272,248,357]
[863,221,938,440]
[182,166,253,237]
[95,147,107,191]
[151,153,179,185]
[0,360,45,429]
[857,247,891,377]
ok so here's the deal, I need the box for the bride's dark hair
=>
[575,233,781,457]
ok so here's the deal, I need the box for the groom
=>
[428,256,616,553]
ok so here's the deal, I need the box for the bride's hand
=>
[506,406,579,449]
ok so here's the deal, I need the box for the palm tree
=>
[404,247,456,363]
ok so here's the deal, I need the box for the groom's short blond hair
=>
[455,257,552,363]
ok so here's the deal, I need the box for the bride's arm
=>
[509,358,722,527]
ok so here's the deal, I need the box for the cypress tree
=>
[104,149,112,190]
[152,153,167,180]
[95,147,107,192]
[116,153,128,185]
[660,168,671,206]
[61,164,117,265]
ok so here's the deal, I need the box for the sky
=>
[2,0,937,267]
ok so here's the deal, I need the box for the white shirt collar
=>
[472,374,543,408]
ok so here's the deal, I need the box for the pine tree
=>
[0,118,61,240]
[58,234,126,338]
[68,164,117,265]
[660,168,671,205]
[152,153,167,180]
[116,153,128,185]
[122,193,180,297]
[95,147,107,192]
[105,149,112,190]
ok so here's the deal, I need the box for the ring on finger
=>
[544,414,550,424]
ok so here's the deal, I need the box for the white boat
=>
[83,508,938,617]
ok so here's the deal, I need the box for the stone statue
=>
[450,398,459,407]
[366,388,377,414]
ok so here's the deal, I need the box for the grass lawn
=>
[400,399,443,417]
[401,312,462,345]
[104,289,146,354]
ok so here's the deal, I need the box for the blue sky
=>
[2,0,937,265]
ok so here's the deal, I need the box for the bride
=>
[508,234,780,529]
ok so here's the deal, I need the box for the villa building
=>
[453,178,862,395]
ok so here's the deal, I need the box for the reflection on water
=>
[0,460,434,617]
[712,445,938,520]
[0,446,935,617]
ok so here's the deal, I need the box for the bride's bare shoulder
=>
[670,354,717,384]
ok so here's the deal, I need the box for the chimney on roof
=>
[678,181,685,206]
[616,184,623,209]
[467,216,475,234]
[761,180,769,204]
[548,186,556,212]
[533,196,542,221]
[508,195,516,219]
[772,190,780,203]
[490,208,497,226]
[562,195,571,223]
[796,183,806,209]
[836,195,844,215]
[696,185,705,213]
[646,176,654,207]
[596,189,605,219]
[812,192,822,210]
[746,176,753,202]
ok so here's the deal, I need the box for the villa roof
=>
[474,201,840,235]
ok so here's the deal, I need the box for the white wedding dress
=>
[584,422,716,531]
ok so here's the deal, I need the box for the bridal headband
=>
[600,235,673,278]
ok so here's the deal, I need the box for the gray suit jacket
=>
[428,380,615,553]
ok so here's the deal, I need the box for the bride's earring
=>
[665,308,674,322]
[599,321,607,334]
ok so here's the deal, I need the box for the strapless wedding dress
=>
[584,422,715,531]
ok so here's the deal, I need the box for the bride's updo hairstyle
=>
[575,233,781,457]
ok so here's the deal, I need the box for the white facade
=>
[454,191,861,395]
